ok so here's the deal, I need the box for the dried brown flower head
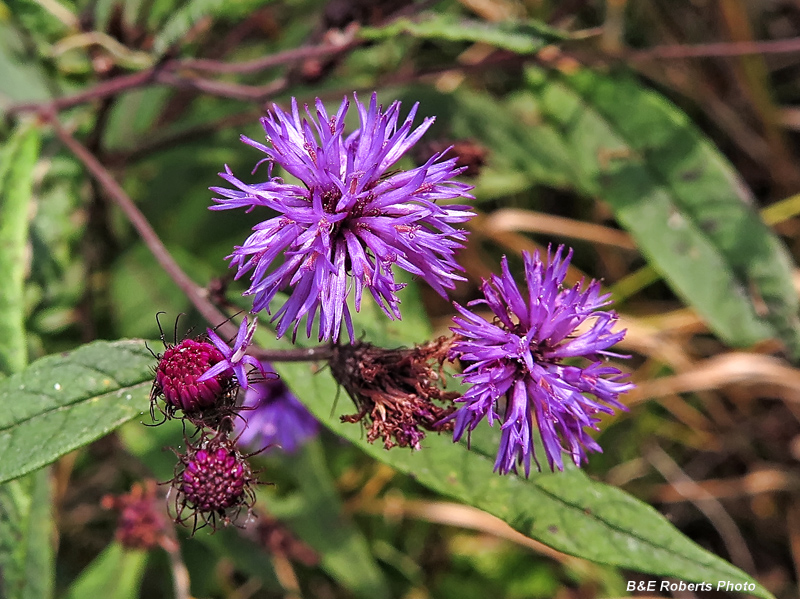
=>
[330,337,460,449]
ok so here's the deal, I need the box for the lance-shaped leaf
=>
[0,123,55,599]
[0,298,772,597]
[0,469,54,599]
[247,281,773,598]
[527,67,800,357]
[0,124,40,375]
[63,543,147,599]
[0,340,153,484]
[359,14,567,54]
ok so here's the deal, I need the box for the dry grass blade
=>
[615,314,695,372]
[359,497,577,564]
[628,353,800,406]
[466,212,597,287]
[645,443,756,574]
[483,208,636,251]
[654,469,800,503]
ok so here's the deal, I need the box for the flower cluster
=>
[144,91,632,533]
[149,316,274,530]
[448,247,633,474]
[211,93,475,342]
[202,93,631,474]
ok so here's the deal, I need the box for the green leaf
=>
[0,339,153,484]
[63,542,147,599]
[272,358,772,598]
[152,0,275,55]
[527,67,800,356]
[103,87,172,151]
[359,14,567,55]
[0,23,51,106]
[0,123,40,375]
[449,90,578,197]
[152,0,224,54]
[0,468,55,599]
[0,124,54,599]
[0,286,770,596]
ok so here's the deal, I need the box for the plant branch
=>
[178,35,360,74]
[154,71,286,103]
[5,37,360,116]
[48,115,240,340]
[6,68,161,115]
[248,344,334,362]
[630,36,800,60]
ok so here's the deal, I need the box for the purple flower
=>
[449,246,633,475]
[236,362,318,453]
[210,93,474,342]
[198,316,263,389]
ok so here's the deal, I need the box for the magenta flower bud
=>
[172,434,256,532]
[152,338,233,413]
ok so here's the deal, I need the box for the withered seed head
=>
[329,337,460,450]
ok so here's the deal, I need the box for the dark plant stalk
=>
[249,344,334,362]
[48,116,239,338]
[6,38,359,116]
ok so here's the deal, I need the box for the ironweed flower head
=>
[151,337,236,421]
[330,338,458,450]
[236,361,319,453]
[172,432,257,533]
[449,246,633,475]
[198,316,264,390]
[211,92,475,342]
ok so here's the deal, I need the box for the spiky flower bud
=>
[172,434,256,532]
[151,338,236,422]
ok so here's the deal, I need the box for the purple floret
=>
[449,246,634,475]
[235,362,318,453]
[198,316,263,390]
[211,92,474,342]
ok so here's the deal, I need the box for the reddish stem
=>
[49,116,239,340]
